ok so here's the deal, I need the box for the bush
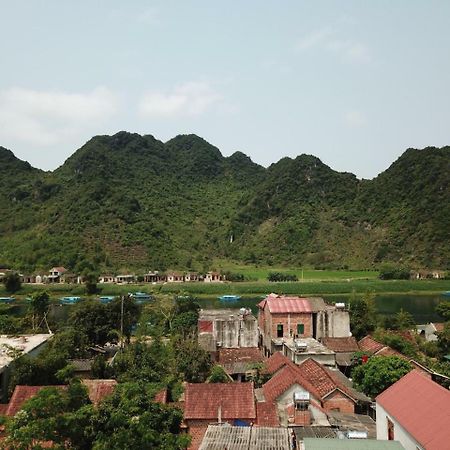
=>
[267,272,298,282]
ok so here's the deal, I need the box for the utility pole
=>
[120,295,124,350]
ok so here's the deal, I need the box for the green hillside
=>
[0,133,448,272]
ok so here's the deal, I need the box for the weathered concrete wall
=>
[315,310,350,339]
[214,317,258,348]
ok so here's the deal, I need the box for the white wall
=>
[376,403,424,450]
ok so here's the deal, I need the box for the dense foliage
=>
[352,356,412,397]
[0,135,448,271]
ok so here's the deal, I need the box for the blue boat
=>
[442,291,450,297]
[60,296,81,305]
[129,292,153,304]
[98,296,115,304]
[0,297,14,304]
[218,295,241,302]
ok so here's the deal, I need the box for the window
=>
[297,323,305,335]
[277,324,284,338]
[387,417,394,440]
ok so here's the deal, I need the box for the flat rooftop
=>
[0,334,52,369]
[277,337,335,355]
[199,424,290,450]
[199,309,256,321]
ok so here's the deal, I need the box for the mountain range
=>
[1,132,449,272]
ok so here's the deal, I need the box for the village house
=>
[376,370,450,450]
[198,309,259,353]
[204,271,222,282]
[46,266,67,283]
[303,438,405,450]
[99,274,115,284]
[183,382,256,450]
[184,272,200,282]
[199,425,291,450]
[0,379,117,416]
[416,322,444,342]
[0,334,52,402]
[256,352,371,427]
[167,272,185,282]
[322,337,360,375]
[143,271,165,283]
[217,347,265,381]
[258,294,350,356]
[115,274,135,284]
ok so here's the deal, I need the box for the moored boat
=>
[218,294,241,302]
[98,296,115,304]
[0,297,14,304]
[129,292,153,303]
[60,296,81,305]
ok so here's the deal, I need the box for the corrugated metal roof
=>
[258,294,313,313]
[376,370,450,450]
[303,438,404,449]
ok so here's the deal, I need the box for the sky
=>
[1,1,450,179]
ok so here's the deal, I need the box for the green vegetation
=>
[0,135,448,272]
[352,356,412,397]
[2,272,21,293]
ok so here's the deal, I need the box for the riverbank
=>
[2,278,449,298]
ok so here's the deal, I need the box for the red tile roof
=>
[257,294,313,313]
[376,370,450,450]
[218,348,264,373]
[82,379,117,406]
[184,383,256,420]
[5,386,63,416]
[265,351,291,375]
[322,337,359,353]
[263,364,322,402]
[358,336,385,354]
[154,388,168,404]
[263,353,359,403]
[256,401,279,426]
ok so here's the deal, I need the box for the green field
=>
[213,261,379,281]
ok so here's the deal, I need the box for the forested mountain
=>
[1,133,448,272]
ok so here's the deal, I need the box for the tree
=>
[349,293,378,339]
[4,381,93,450]
[90,382,190,450]
[29,291,50,331]
[207,365,230,383]
[173,338,211,383]
[3,272,21,293]
[392,308,415,331]
[351,356,412,398]
[437,322,450,356]
[84,272,100,295]
[436,301,450,321]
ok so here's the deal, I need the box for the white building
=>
[0,334,52,401]
[376,369,450,450]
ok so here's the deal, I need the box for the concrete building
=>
[258,294,350,355]
[198,309,258,352]
[0,334,52,401]
[376,370,450,450]
[283,337,336,367]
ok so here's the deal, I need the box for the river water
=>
[2,293,446,326]
[198,293,446,324]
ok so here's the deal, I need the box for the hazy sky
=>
[1,1,449,178]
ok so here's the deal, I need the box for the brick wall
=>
[268,313,313,339]
[323,391,355,414]
[186,419,209,450]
